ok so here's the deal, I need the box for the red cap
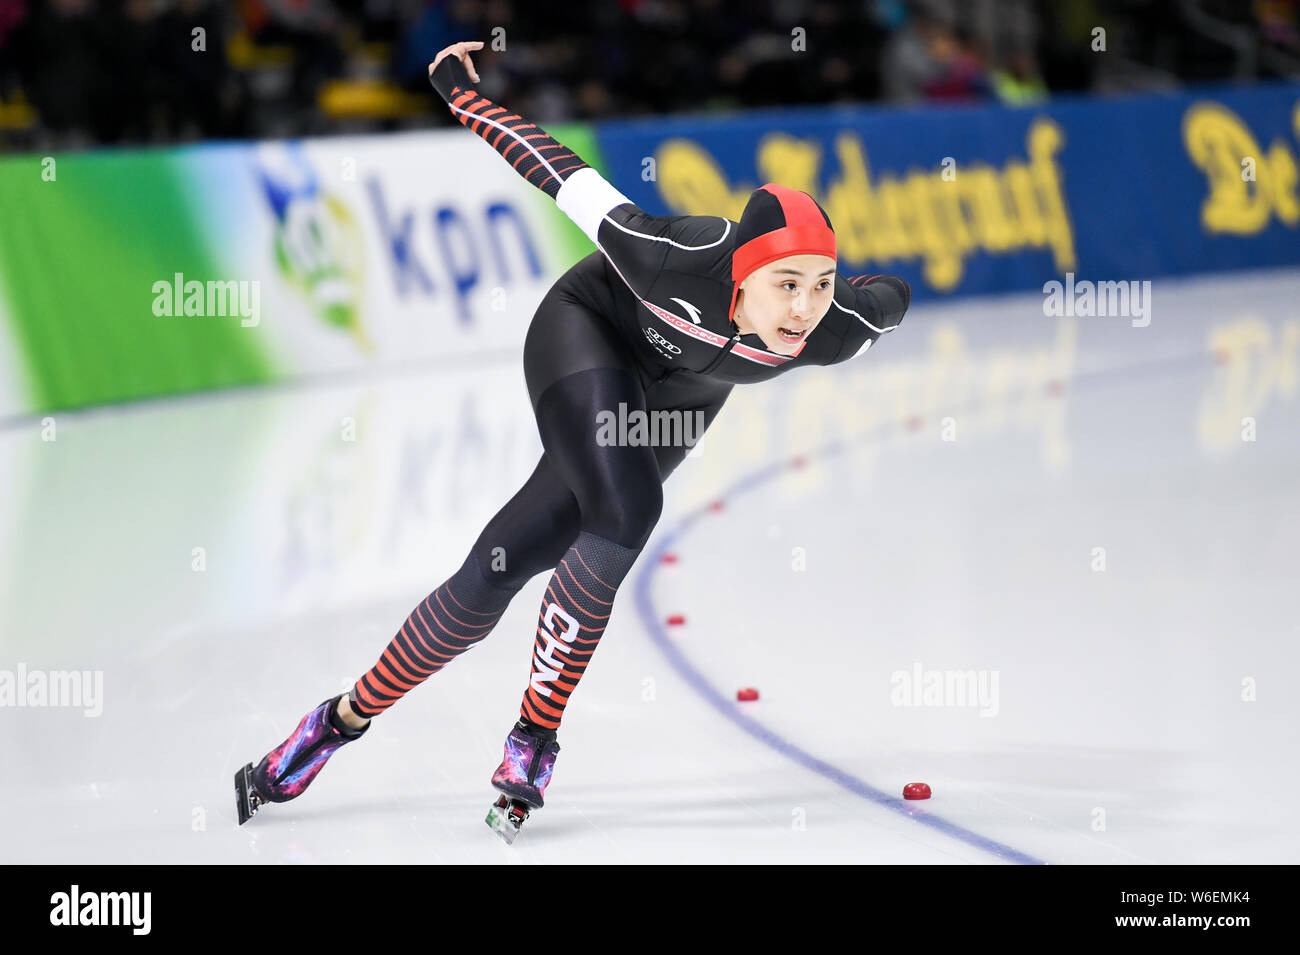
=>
[728,184,836,327]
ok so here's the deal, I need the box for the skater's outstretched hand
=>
[429,41,483,84]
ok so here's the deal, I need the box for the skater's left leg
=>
[515,366,669,733]
[516,373,734,733]
[487,379,731,824]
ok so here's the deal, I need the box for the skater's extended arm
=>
[427,43,726,295]
[427,44,595,203]
[826,273,911,363]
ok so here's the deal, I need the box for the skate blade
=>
[235,762,263,826]
[485,794,529,845]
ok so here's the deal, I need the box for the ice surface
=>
[1,268,1296,863]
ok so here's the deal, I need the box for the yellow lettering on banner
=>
[654,139,750,220]
[1183,101,1300,233]
[1267,137,1300,224]
[1027,120,1076,274]
[654,117,1077,291]
[755,132,822,196]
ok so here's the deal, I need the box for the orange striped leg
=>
[519,530,642,731]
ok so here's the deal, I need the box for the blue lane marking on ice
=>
[634,341,1233,862]
[633,492,1046,863]
[631,346,1218,863]
[631,445,1056,864]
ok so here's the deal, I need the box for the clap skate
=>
[235,693,370,825]
[485,718,560,844]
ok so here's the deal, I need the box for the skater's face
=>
[735,254,837,355]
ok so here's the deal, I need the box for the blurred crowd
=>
[0,0,1296,149]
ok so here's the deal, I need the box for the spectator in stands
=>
[156,0,246,140]
[95,0,165,144]
[0,0,28,98]
[991,47,1048,104]
[0,0,1296,150]
[920,20,992,101]
[245,0,347,112]
[11,0,103,147]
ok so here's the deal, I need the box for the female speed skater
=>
[236,40,911,842]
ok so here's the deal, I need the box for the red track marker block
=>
[903,782,932,800]
[666,614,686,626]
[736,687,759,702]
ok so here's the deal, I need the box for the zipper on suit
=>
[700,333,741,375]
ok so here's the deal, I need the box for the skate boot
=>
[485,718,560,844]
[235,694,369,825]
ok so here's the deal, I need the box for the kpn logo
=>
[255,142,372,352]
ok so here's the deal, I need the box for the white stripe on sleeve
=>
[555,167,634,244]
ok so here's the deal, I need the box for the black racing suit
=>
[344,55,912,731]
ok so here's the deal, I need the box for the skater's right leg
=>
[235,691,371,823]
[236,455,582,822]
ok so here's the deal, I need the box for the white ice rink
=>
[2,268,1297,864]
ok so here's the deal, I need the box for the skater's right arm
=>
[427,44,724,295]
